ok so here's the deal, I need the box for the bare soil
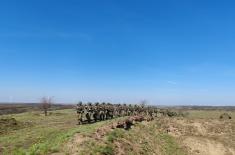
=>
[158,117,235,155]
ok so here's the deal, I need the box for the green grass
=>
[76,121,186,155]
[78,129,125,155]
[157,133,185,155]
[3,109,230,154]
[0,109,124,155]
[0,109,76,154]
[186,110,235,119]
[107,128,125,142]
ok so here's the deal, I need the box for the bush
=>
[219,113,232,119]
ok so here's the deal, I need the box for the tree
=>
[41,97,53,116]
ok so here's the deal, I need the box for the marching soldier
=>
[99,102,106,121]
[76,102,84,125]
[93,102,99,122]
[86,102,93,123]
[76,101,158,125]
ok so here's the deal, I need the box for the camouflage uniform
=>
[127,104,132,116]
[76,102,84,125]
[106,103,114,119]
[93,102,99,122]
[87,103,93,123]
[75,101,160,125]
[83,103,91,123]
[99,103,106,121]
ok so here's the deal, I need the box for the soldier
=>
[105,103,110,119]
[106,103,114,119]
[120,104,126,117]
[153,108,158,117]
[109,103,114,119]
[83,103,91,123]
[99,102,106,121]
[113,104,119,118]
[147,106,154,120]
[133,104,138,116]
[127,104,133,116]
[76,101,84,125]
[116,104,122,117]
[87,102,93,123]
[104,103,108,120]
[93,102,100,122]
[140,104,145,116]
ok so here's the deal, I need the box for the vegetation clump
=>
[0,117,17,126]
[0,118,20,134]
[220,113,232,119]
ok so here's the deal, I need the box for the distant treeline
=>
[163,105,235,111]
[0,103,74,115]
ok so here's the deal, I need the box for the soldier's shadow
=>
[80,120,101,125]
[80,118,112,125]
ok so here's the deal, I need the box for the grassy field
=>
[0,109,127,155]
[0,108,234,155]
[0,109,186,155]
[74,121,185,155]
[0,103,73,115]
[0,109,76,154]
[185,109,235,119]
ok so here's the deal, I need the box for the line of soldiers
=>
[76,102,158,125]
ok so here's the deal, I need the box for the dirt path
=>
[162,118,235,155]
[183,136,234,155]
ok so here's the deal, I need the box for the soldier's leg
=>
[77,113,82,125]
[101,113,105,120]
[86,113,91,123]
[101,113,103,120]
[110,112,113,119]
[105,112,109,120]
[94,112,98,122]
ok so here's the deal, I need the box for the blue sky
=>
[0,0,235,105]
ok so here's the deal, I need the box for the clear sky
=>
[0,0,235,105]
